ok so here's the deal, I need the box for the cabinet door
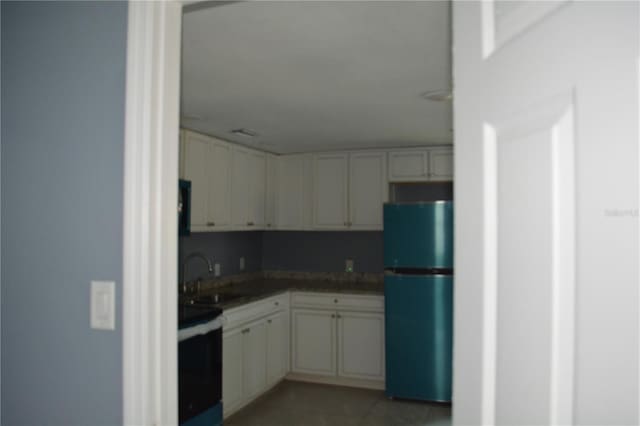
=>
[266,311,288,386]
[388,150,429,182]
[207,139,232,229]
[337,311,385,381]
[183,132,210,228]
[291,309,336,376]
[275,155,304,229]
[247,150,266,228]
[428,147,454,181]
[349,152,387,230]
[265,154,277,229]
[243,321,268,400]
[231,147,250,228]
[313,153,348,229]
[222,328,244,416]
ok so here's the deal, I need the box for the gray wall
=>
[1,2,127,425]
[180,232,263,281]
[262,231,383,273]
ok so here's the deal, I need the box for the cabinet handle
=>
[247,222,254,226]
[334,299,338,303]
[207,222,215,227]
[267,319,272,324]
[275,301,279,306]
[331,314,336,318]
[242,328,250,334]
[337,314,342,319]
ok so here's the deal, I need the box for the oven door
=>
[179,317,222,424]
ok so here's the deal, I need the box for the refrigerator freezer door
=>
[383,202,453,269]
[384,274,453,402]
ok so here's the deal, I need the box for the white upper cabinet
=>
[349,152,387,230]
[230,146,266,230]
[183,131,233,231]
[428,147,454,181]
[264,154,277,229]
[388,149,428,182]
[247,150,266,228]
[312,151,388,230]
[313,153,349,229]
[208,140,232,229]
[388,146,453,182]
[183,129,452,232]
[231,146,250,228]
[183,132,210,229]
[275,154,313,230]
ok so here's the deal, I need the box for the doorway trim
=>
[122,2,182,425]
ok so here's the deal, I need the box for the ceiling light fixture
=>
[231,128,259,138]
[420,90,452,102]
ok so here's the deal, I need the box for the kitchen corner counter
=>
[200,278,384,310]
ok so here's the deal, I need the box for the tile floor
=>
[225,380,452,426]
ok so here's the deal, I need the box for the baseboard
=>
[285,373,385,390]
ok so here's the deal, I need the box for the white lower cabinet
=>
[222,328,244,414]
[222,291,384,418]
[242,321,267,401]
[337,311,385,381]
[290,293,385,387]
[266,311,288,386]
[291,309,337,375]
[222,295,290,418]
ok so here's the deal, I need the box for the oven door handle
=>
[178,316,223,342]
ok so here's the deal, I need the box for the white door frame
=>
[122,2,183,425]
[122,2,640,426]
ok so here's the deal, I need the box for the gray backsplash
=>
[180,232,263,282]
[179,230,384,282]
[262,231,383,273]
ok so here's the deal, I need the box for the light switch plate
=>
[239,257,245,271]
[91,280,115,330]
[214,263,221,277]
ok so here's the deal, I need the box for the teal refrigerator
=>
[384,201,453,402]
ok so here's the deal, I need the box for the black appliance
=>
[179,179,191,236]
[178,305,223,425]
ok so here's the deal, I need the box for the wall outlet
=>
[345,258,354,273]
[240,257,245,271]
[214,263,221,277]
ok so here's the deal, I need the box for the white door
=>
[454,3,638,426]
[222,328,244,416]
[275,155,304,229]
[247,150,266,228]
[231,147,249,228]
[291,309,336,376]
[313,153,348,229]
[336,311,385,381]
[265,154,277,229]
[208,139,232,229]
[266,312,287,386]
[349,152,387,230]
[428,147,453,181]
[183,132,209,228]
[243,321,267,401]
[388,149,428,182]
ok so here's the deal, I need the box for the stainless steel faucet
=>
[181,252,213,294]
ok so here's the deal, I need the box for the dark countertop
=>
[190,278,384,310]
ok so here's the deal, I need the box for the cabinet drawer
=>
[291,292,383,312]
[223,293,289,330]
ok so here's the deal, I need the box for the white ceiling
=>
[181,1,452,154]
